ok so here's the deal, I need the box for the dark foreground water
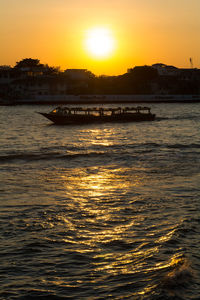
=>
[0,103,200,299]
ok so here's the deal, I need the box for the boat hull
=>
[39,112,156,125]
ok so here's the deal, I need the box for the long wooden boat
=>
[38,106,156,125]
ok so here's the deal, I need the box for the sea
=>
[0,103,200,300]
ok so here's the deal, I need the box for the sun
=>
[85,27,115,59]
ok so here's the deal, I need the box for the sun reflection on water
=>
[47,125,188,286]
[56,164,159,277]
[62,167,134,199]
[80,127,116,146]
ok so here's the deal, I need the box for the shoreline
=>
[1,94,200,105]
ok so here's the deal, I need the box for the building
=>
[64,69,94,80]
[151,63,180,76]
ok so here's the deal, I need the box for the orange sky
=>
[1,0,200,75]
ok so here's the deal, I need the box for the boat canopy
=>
[51,106,151,115]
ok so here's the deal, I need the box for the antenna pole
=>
[189,57,193,68]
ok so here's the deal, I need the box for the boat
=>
[38,106,156,125]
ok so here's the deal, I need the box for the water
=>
[0,103,200,299]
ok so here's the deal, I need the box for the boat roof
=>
[53,106,151,112]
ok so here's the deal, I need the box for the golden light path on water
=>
[50,126,188,292]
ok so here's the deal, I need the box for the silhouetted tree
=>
[43,65,61,75]
[14,58,41,69]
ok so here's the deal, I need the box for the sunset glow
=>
[1,0,200,75]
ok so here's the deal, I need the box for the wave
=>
[159,114,200,121]
[0,151,108,163]
[0,290,73,299]
[166,143,200,149]
[0,141,199,163]
[161,255,193,294]
[173,115,200,121]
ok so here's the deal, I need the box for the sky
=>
[1,0,200,75]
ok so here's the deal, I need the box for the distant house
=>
[18,66,44,78]
[64,69,94,80]
[64,69,95,93]
[11,77,69,98]
[0,66,13,84]
[179,68,200,81]
[0,66,14,98]
[13,58,59,79]
[151,63,180,76]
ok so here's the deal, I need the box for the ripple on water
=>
[0,104,200,299]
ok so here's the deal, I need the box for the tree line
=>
[1,58,200,95]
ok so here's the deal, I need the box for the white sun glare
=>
[85,27,115,58]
